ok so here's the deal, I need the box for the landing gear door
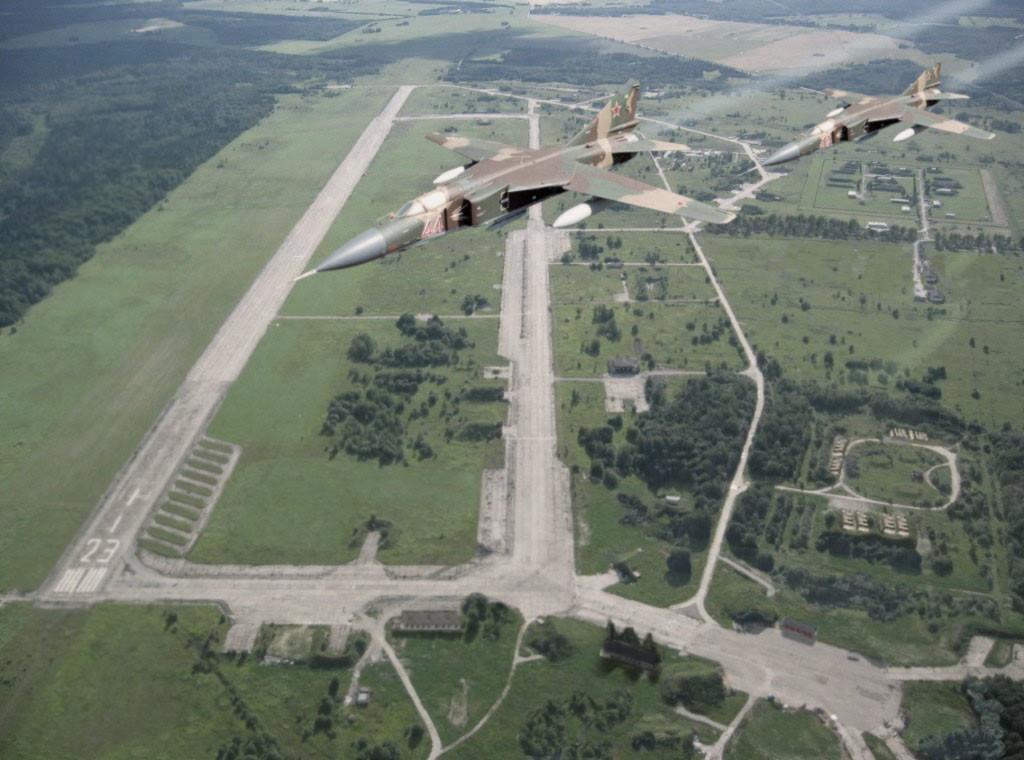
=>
[446,199,472,230]
[465,186,509,226]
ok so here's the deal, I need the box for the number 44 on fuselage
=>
[298,80,734,277]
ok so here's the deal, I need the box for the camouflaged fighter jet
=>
[299,81,734,276]
[763,63,995,168]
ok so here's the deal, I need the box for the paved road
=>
[776,436,961,512]
[42,86,414,599]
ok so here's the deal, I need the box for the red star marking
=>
[610,102,622,118]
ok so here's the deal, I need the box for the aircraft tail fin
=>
[569,80,640,146]
[904,63,942,95]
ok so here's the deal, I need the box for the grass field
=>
[0,88,389,592]
[0,603,427,759]
[900,680,976,751]
[445,618,720,758]
[189,317,505,567]
[550,258,743,377]
[724,699,841,760]
[984,638,1018,667]
[389,605,523,745]
[845,441,947,506]
[702,235,1024,428]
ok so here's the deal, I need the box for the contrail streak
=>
[956,43,1024,85]
[653,0,993,126]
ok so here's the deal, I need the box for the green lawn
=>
[900,681,976,751]
[984,638,1017,667]
[189,317,505,567]
[446,618,719,758]
[389,606,523,745]
[845,441,947,506]
[0,88,389,592]
[725,699,841,760]
[0,603,427,759]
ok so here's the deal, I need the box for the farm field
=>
[0,88,388,592]
[445,618,721,758]
[189,317,505,567]
[0,603,426,759]
[724,699,842,760]
[535,13,930,73]
[701,235,1024,428]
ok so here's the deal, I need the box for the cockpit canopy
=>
[394,189,449,218]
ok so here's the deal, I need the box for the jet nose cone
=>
[763,142,801,167]
[316,228,388,273]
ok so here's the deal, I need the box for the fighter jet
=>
[763,63,995,168]
[300,81,734,276]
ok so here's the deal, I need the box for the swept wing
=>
[565,164,734,225]
[425,132,525,162]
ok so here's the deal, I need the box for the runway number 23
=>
[81,538,119,564]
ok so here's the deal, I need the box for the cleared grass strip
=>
[162,501,201,522]
[181,468,218,486]
[168,491,206,509]
[200,439,233,454]
[187,458,223,475]
[147,526,189,546]
[175,480,213,497]
[138,538,183,558]
[192,448,230,466]
[154,513,194,533]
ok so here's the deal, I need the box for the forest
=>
[577,373,755,502]
[447,39,747,89]
[918,676,1024,760]
[0,5,395,330]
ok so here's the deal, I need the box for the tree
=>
[347,333,376,363]
[666,549,692,583]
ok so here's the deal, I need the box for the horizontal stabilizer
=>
[899,109,994,140]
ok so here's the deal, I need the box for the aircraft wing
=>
[823,87,872,102]
[426,132,526,162]
[565,164,735,224]
[898,109,995,140]
[608,137,691,155]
